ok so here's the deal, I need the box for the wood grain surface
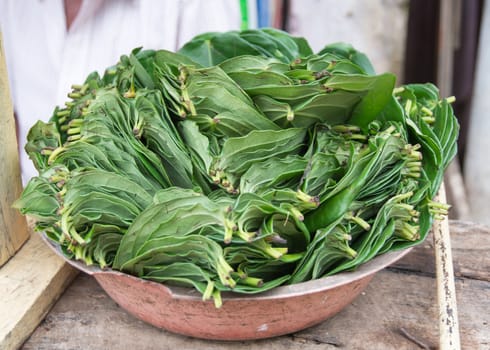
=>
[0,32,29,267]
[20,220,489,350]
[0,233,78,350]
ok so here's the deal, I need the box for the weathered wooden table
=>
[21,221,489,350]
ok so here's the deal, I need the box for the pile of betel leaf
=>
[15,29,458,307]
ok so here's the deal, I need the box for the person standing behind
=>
[0,0,241,183]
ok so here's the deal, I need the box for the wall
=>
[464,1,490,226]
[287,0,409,82]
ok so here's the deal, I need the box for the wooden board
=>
[19,263,489,350]
[393,220,490,282]
[0,31,29,266]
[20,220,490,349]
[0,232,78,350]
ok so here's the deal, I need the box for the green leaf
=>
[318,42,376,75]
[324,73,396,129]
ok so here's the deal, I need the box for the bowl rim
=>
[41,232,412,300]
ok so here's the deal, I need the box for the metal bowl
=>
[43,234,411,341]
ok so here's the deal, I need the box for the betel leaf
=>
[215,128,307,186]
[179,31,264,66]
[179,28,312,66]
[12,172,61,223]
[24,121,61,171]
[15,28,458,303]
[113,187,228,268]
[318,42,376,75]
[324,73,397,130]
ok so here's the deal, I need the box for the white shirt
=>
[0,0,240,183]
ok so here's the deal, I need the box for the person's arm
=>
[64,0,83,30]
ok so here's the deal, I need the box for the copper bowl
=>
[43,234,411,341]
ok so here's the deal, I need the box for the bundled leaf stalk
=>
[14,29,458,307]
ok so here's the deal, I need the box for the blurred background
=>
[247,0,489,225]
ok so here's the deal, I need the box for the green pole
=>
[240,0,249,30]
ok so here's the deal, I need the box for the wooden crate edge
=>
[0,233,78,350]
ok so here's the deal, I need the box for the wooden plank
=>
[20,221,489,350]
[393,220,490,282]
[20,264,489,350]
[297,271,487,350]
[432,187,461,350]
[0,232,78,350]
[0,31,30,266]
